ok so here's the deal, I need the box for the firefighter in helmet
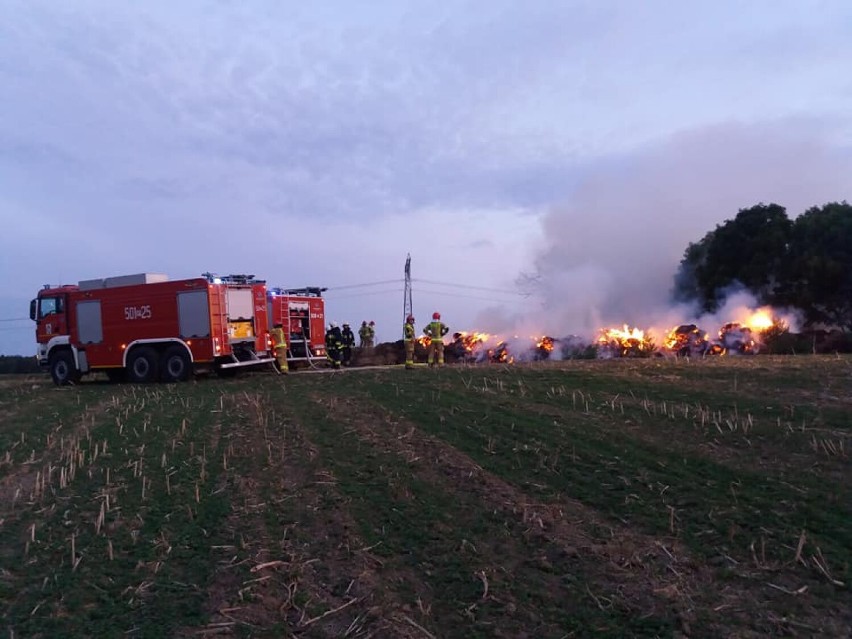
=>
[423,312,449,367]
[358,321,369,348]
[341,322,355,366]
[270,323,289,374]
[366,320,376,348]
[325,322,344,369]
[403,314,416,369]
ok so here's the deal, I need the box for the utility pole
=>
[403,253,413,337]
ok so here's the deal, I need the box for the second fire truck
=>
[266,287,327,366]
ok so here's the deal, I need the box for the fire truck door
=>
[37,295,67,340]
[177,290,211,338]
[75,300,102,373]
[76,301,103,344]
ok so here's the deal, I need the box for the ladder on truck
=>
[272,287,327,366]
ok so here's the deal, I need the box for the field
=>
[0,356,850,638]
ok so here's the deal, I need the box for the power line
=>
[324,278,526,296]
[415,287,526,305]
[413,278,526,296]
[325,279,403,291]
[325,288,403,301]
[0,318,30,322]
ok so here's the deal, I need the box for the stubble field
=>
[0,356,850,638]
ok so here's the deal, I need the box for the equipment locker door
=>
[224,288,254,340]
[226,288,253,321]
[76,301,103,344]
[178,290,211,338]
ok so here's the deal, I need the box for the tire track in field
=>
[186,391,427,638]
[318,392,824,639]
[303,392,582,638]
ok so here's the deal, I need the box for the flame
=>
[718,322,758,354]
[454,331,490,352]
[659,307,784,357]
[420,305,790,364]
[664,324,709,356]
[598,325,646,343]
[744,309,774,332]
[536,336,555,352]
[488,341,514,363]
[597,325,653,357]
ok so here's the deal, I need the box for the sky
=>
[1,0,851,355]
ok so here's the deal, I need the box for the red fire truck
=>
[266,287,327,366]
[30,273,275,385]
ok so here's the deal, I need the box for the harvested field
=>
[0,356,850,637]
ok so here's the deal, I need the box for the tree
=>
[672,239,713,311]
[672,203,792,312]
[0,355,40,375]
[780,202,852,331]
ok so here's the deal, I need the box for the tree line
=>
[0,355,40,375]
[673,201,852,332]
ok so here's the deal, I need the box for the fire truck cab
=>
[31,273,275,385]
[266,287,327,366]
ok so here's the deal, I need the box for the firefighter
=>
[341,322,355,366]
[403,315,416,369]
[358,321,369,347]
[423,312,449,367]
[270,323,289,374]
[325,322,343,369]
[366,320,376,348]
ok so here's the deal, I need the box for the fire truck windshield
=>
[38,297,64,319]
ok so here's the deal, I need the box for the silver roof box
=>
[78,273,169,290]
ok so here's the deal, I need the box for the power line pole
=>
[403,253,413,337]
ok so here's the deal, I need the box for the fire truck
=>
[30,273,275,385]
[266,287,327,366]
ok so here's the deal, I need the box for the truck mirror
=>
[29,299,37,321]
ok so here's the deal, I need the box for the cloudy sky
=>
[2,0,851,354]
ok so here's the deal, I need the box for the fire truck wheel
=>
[49,350,79,386]
[127,347,159,383]
[161,346,191,383]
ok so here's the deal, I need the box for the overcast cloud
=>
[1,1,851,354]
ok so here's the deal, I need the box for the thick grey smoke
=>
[510,119,851,338]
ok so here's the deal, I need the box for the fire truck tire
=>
[127,347,159,383]
[49,350,79,386]
[161,346,191,383]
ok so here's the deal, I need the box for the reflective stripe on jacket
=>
[424,321,448,341]
[325,328,343,349]
[271,327,287,349]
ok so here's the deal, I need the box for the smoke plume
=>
[502,119,851,338]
